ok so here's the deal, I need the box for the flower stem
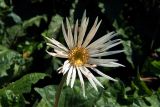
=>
[54,74,67,107]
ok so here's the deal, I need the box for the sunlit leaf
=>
[42,14,63,38]
[0,90,25,107]
[0,45,21,77]
[151,60,160,70]
[8,12,22,23]
[23,15,47,28]
[35,85,55,107]
[0,73,47,95]
[122,40,134,68]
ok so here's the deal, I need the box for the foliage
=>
[0,0,160,106]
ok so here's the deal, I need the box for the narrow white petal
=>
[74,20,78,46]
[50,48,68,57]
[78,18,89,46]
[63,61,71,74]
[45,36,68,52]
[88,58,118,64]
[90,50,124,57]
[81,10,86,24]
[62,21,71,49]
[57,66,63,73]
[77,67,85,97]
[58,69,63,74]
[82,17,102,47]
[46,43,68,54]
[91,67,117,81]
[92,77,104,88]
[99,40,122,52]
[88,39,121,54]
[57,66,62,71]
[105,41,122,51]
[88,77,98,91]
[99,62,125,67]
[88,49,100,55]
[46,50,57,56]
[66,18,74,48]
[62,60,69,72]
[71,67,76,88]
[46,50,68,58]
[79,67,98,91]
[83,67,103,88]
[95,39,121,51]
[54,49,68,57]
[66,66,73,86]
[86,32,117,49]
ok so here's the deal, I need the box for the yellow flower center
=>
[68,47,89,66]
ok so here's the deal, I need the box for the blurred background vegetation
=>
[0,0,160,107]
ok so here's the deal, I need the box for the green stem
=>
[54,74,67,107]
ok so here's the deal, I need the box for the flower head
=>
[45,11,124,96]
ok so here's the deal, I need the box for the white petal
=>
[91,67,117,81]
[45,36,68,52]
[66,66,73,86]
[71,67,76,88]
[88,58,118,64]
[46,50,68,58]
[62,60,70,75]
[83,67,103,88]
[99,40,122,52]
[46,43,68,54]
[62,60,71,74]
[62,21,71,49]
[90,50,124,57]
[79,67,98,91]
[57,66,62,71]
[57,66,63,73]
[77,67,85,97]
[99,62,125,67]
[50,48,68,57]
[88,49,102,55]
[88,77,98,91]
[82,17,102,47]
[74,20,78,46]
[81,10,86,23]
[58,69,63,74]
[54,49,67,56]
[86,32,117,49]
[78,17,89,46]
[92,39,121,52]
[66,18,74,48]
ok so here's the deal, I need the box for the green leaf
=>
[0,45,21,77]
[133,94,160,107]
[122,40,134,68]
[141,57,160,77]
[8,12,22,23]
[135,73,152,96]
[151,60,160,70]
[0,73,47,95]
[0,0,8,9]
[42,14,63,38]
[155,48,160,53]
[23,15,47,28]
[6,25,25,37]
[0,90,25,107]
[35,85,55,107]
[113,20,129,39]
[35,78,117,107]
[52,57,62,71]
[34,77,160,107]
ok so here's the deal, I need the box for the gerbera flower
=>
[45,11,124,96]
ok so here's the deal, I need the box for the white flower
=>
[45,11,124,96]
